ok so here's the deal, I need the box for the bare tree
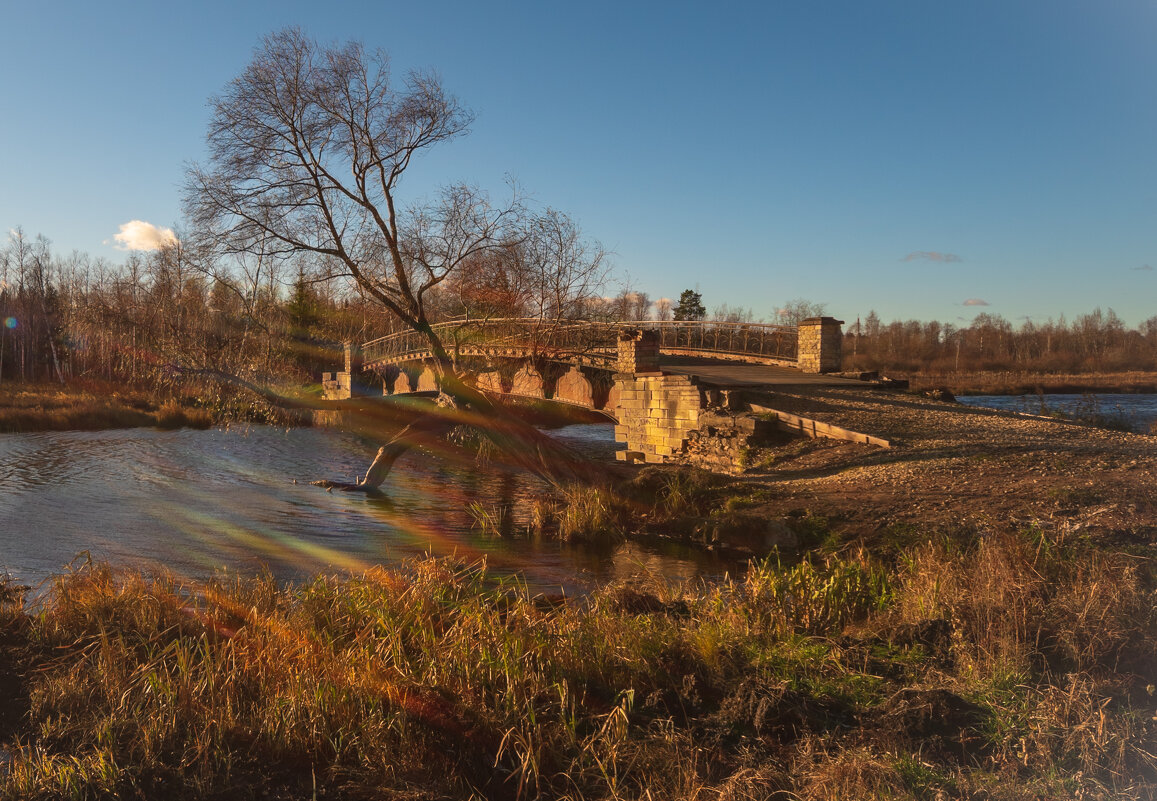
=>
[29,235,64,383]
[603,288,642,323]
[0,243,9,385]
[711,303,756,323]
[654,297,672,321]
[775,298,827,327]
[520,209,610,323]
[439,208,609,325]
[185,28,602,490]
[1,228,64,383]
[629,291,652,321]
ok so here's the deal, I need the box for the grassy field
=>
[1,523,1153,800]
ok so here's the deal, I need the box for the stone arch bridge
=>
[324,316,854,465]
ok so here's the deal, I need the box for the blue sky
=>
[2,0,1154,326]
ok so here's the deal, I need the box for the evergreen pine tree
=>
[673,289,706,321]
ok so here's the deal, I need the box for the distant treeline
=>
[0,228,396,388]
[5,227,1154,387]
[843,310,1157,374]
[0,222,614,389]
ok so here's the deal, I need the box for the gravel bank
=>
[737,387,1157,544]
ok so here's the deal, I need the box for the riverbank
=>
[0,381,614,436]
[653,385,1157,553]
[516,385,1156,562]
[0,382,159,433]
[904,369,1157,395]
[0,381,306,433]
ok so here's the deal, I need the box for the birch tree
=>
[185,28,604,490]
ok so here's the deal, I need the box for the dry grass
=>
[0,383,216,432]
[0,529,1153,800]
[518,484,631,543]
[153,400,213,430]
[894,529,1156,678]
[556,485,628,543]
[907,369,1157,396]
[0,383,156,432]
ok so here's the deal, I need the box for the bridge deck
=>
[658,357,865,388]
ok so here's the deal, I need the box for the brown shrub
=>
[1021,673,1157,786]
[791,742,907,800]
[894,530,1157,680]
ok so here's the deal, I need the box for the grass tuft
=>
[556,484,627,543]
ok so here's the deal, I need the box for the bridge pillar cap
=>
[618,327,656,340]
[800,316,845,325]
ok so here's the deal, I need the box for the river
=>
[0,423,742,595]
[956,392,1157,432]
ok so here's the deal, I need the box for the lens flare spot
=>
[3,317,16,329]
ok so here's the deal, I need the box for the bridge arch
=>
[373,355,621,416]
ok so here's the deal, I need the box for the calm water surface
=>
[0,424,740,594]
[956,393,1157,431]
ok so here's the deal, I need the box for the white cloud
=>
[110,220,177,251]
[962,298,990,307]
[902,251,963,263]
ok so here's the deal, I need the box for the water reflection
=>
[0,424,742,594]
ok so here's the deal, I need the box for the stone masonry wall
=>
[323,342,366,399]
[614,373,704,463]
[797,317,844,373]
[616,329,660,375]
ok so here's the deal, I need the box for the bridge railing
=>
[650,320,797,361]
[362,318,797,367]
[362,318,620,366]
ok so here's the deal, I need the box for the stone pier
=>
[322,342,365,399]
[614,329,707,464]
[797,317,844,373]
